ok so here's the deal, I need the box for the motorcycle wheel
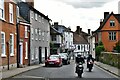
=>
[78,73,82,78]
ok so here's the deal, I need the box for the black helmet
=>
[77,54,81,57]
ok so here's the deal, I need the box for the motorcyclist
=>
[75,54,85,73]
[75,54,85,64]
[87,54,94,68]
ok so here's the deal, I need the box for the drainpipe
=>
[16,19,20,68]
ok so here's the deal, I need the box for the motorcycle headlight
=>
[79,65,83,67]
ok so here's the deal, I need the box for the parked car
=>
[59,53,70,65]
[45,54,63,67]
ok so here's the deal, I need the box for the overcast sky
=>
[34,0,119,32]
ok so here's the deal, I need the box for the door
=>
[45,47,47,60]
[19,43,23,64]
[39,47,42,64]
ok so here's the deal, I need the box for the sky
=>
[33,0,119,32]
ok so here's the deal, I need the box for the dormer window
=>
[110,20,115,27]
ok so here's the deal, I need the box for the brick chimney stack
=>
[26,0,34,7]
[76,26,82,34]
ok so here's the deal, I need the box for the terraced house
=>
[18,1,51,65]
[94,12,120,52]
[0,0,17,70]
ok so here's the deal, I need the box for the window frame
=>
[25,26,28,38]
[1,31,6,57]
[9,3,13,23]
[109,32,116,41]
[10,33,14,56]
[110,20,115,27]
[25,42,28,59]
[0,0,4,20]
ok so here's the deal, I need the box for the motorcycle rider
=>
[75,54,85,73]
[87,54,94,69]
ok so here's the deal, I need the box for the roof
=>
[50,26,62,36]
[73,32,88,44]
[18,2,51,21]
[94,12,120,33]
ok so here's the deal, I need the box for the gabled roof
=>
[50,26,62,36]
[94,12,120,33]
[73,32,88,44]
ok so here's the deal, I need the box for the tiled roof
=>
[94,12,120,33]
[73,32,88,44]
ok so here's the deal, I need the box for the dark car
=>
[59,53,70,65]
[45,54,63,67]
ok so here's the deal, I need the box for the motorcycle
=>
[75,62,84,78]
[87,59,94,72]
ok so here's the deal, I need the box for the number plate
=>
[49,62,54,64]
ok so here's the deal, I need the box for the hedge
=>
[99,52,120,69]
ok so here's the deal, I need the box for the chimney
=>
[76,26,81,34]
[100,19,103,26]
[104,12,109,19]
[54,22,58,29]
[88,29,91,35]
[26,0,34,7]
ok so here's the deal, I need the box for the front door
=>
[19,43,23,64]
[39,47,42,64]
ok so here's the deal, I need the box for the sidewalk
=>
[1,64,45,79]
[95,61,120,78]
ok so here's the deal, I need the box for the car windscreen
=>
[49,55,59,60]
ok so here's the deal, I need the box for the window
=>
[109,32,116,40]
[38,29,41,40]
[0,0,4,19]
[39,15,41,22]
[78,45,80,50]
[9,3,13,23]
[31,28,34,40]
[42,31,44,41]
[25,26,28,38]
[110,20,115,27]
[52,35,56,41]
[35,29,38,40]
[25,42,28,59]
[35,13,37,20]
[1,32,6,57]
[10,34,14,56]
[35,47,38,59]
[31,47,34,60]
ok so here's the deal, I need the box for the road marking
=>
[95,65,119,78]
[20,75,45,78]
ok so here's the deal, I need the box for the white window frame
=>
[25,42,28,59]
[1,32,6,57]
[35,13,37,20]
[109,32,116,41]
[17,6,19,17]
[0,0,4,20]
[25,26,28,38]
[9,3,13,23]
[31,47,34,60]
[110,20,115,27]
[10,33,14,56]
[35,47,38,59]
[39,29,41,40]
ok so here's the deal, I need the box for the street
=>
[4,60,119,80]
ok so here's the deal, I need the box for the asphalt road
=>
[5,60,119,80]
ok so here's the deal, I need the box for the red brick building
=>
[94,12,120,52]
[0,1,17,70]
[18,18,30,67]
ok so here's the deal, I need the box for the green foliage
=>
[95,41,105,61]
[114,40,120,53]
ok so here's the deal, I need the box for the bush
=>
[95,45,105,61]
[114,40,120,53]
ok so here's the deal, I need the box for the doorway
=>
[39,47,42,64]
[19,42,23,65]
